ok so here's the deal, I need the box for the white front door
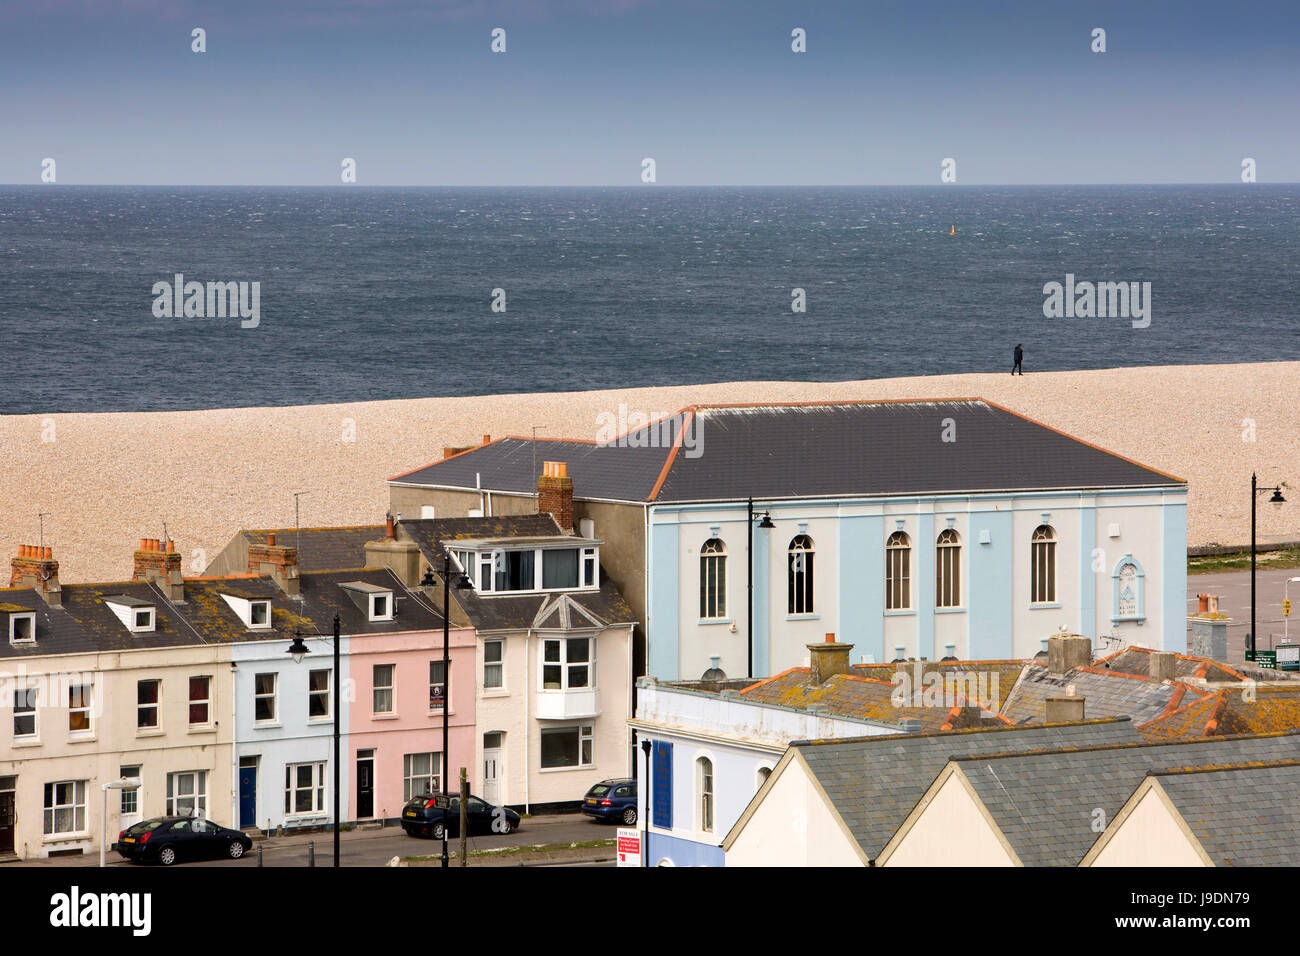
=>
[119,765,142,830]
[482,750,502,805]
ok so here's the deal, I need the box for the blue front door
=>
[239,765,257,829]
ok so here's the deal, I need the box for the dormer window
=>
[337,581,395,622]
[105,597,157,633]
[370,592,391,621]
[220,594,274,630]
[5,607,36,644]
[450,538,602,595]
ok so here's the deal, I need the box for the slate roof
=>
[861,660,1025,711]
[0,568,442,659]
[1093,645,1247,684]
[400,516,638,633]
[739,666,1012,731]
[1146,761,1300,866]
[953,731,1300,866]
[243,526,385,573]
[390,400,1184,503]
[790,718,1140,861]
[1212,685,1300,736]
[1136,691,1229,742]
[1000,663,1211,726]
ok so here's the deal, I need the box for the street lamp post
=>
[286,613,341,866]
[1249,473,1287,660]
[421,554,473,869]
[100,777,142,867]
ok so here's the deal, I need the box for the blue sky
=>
[1,0,1297,185]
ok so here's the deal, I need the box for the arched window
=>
[787,535,815,614]
[699,539,727,619]
[697,757,714,833]
[886,531,911,610]
[1031,525,1056,603]
[936,528,961,608]
[756,766,773,790]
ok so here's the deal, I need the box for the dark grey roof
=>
[1000,663,1196,725]
[792,718,1141,861]
[1149,762,1300,866]
[390,434,676,501]
[955,731,1300,866]
[389,401,1182,504]
[0,568,443,659]
[244,527,385,573]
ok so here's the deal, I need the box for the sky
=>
[1,0,1297,185]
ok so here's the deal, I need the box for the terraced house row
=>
[0,503,636,860]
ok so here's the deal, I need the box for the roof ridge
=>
[952,726,1300,762]
[1148,758,1300,776]
[790,716,1129,746]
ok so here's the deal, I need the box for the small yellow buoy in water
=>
[950,225,956,236]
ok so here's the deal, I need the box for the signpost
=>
[1276,643,1300,672]
[1254,649,1278,670]
[616,828,642,867]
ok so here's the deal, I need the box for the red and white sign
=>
[616,828,641,867]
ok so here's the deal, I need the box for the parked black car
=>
[580,779,637,825]
[401,793,520,839]
[115,816,252,866]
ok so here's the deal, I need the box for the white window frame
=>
[13,685,37,739]
[1031,525,1057,604]
[699,538,727,620]
[373,664,395,715]
[428,660,447,711]
[308,668,331,721]
[165,770,208,817]
[403,752,442,799]
[936,528,962,608]
[133,608,155,632]
[540,635,595,691]
[787,535,815,615]
[369,591,393,621]
[539,724,593,770]
[68,682,93,737]
[120,765,140,814]
[467,546,601,595]
[137,678,160,730]
[249,600,271,628]
[254,672,278,723]
[188,675,212,727]
[284,762,327,817]
[886,531,912,611]
[696,756,715,834]
[43,780,87,836]
[483,639,504,690]
[8,612,35,644]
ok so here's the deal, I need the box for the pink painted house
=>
[346,623,477,823]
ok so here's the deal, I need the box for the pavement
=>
[13,812,619,868]
[1184,566,1300,668]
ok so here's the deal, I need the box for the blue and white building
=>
[389,399,1187,683]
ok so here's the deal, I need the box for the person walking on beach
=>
[1012,343,1023,375]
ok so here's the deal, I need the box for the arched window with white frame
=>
[886,531,911,610]
[699,538,727,619]
[1031,525,1057,603]
[936,528,961,608]
[697,756,715,833]
[788,535,814,614]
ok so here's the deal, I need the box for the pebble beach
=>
[3,361,1297,584]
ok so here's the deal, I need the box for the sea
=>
[0,184,1296,414]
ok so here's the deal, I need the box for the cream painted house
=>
[722,720,1138,867]
[876,733,1300,866]
[1081,761,1300,867]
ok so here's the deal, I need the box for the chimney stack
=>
[538,461,574,534]
[133,538,185,602]
[248,535,300,596]
[11,545,61,606]
[1045,693,1086,723]
[1149,651,1178,682]
[1047,634,1092,676]
[1189,593,1230,660]
[807,633,854,685]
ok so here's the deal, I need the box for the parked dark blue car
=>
[401,793,519,839]
[580,779,637,825]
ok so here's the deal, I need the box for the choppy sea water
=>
[0,184,1296,414]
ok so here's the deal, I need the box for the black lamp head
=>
[286,635,311,663]
[757,511,775,529]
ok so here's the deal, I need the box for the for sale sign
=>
[616,828,641,867]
